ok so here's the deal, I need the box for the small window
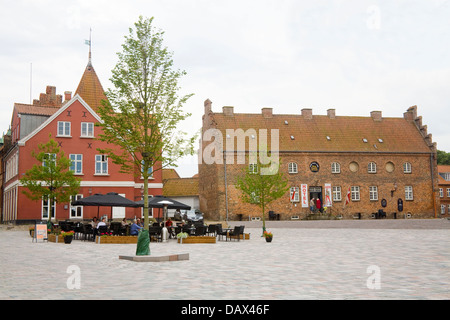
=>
[331,162,341,174]
[332,186,342,201]
[95,155,108,175]
[57,121,71,137]
[369,186,378,201]
[405,186,414,200]
[288,162,298,174]
[81,122,94,137]
[447,188,450,198]
[69,154,83,174]
[290,187,299,202]
[368,162,377,173]
[403,162,412,174]
[351,186,360,201]
[440,188,444,198]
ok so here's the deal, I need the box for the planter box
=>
[47,234,61,243]
[96,236,138,244]
[229,233,251,240]
[177,236,216,244]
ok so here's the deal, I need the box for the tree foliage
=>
[437,150,450,165]
[235,159,289,233]
[20,136,81,223]
[95,16,195,232]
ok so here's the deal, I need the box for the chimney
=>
[301,108,312,120]
[223,106,234,117]
[327,109,336,119]
[262,107,273,118]
[370,111,382,122]
[404,105,417,121]
[64,91,72,102]
[204,99,212,115]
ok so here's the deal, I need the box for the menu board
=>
[33,223,48,242]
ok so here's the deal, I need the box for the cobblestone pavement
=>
[0,219,449,300]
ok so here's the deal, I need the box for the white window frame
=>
[447,188,450,198]
[332,186,342,201]
[331,162,341,174]
[368,162,377,174]
[95,155,108,175]
[57,121,71,137]
[288,162,298,174]
[290,187,299,202]
[405,186,414,200]
[81,122,94,138]
[351,186,360,201]
[440,188,444,198]
[403,162,412,174]
[249,163,258,174]
[70,194,83,218]
[43,153,56,167]
[441,205,446,215]
[369,186,378,201]
[70,154,83,175]
[42,196,55,220]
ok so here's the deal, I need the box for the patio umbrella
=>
[71,192,139,220]
[135,195,191,210]
[135,195,191,223]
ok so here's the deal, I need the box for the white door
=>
[112,193,126,219]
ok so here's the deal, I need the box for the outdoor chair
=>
[110,222,121,235]
[97,225,108,235]
[216,224,229,241]
[228,226,244,241]
[73,222,83,240]
[148,226,162,242]
[194,225,206,236]
[82,224,94,241]
[206,224,216,236]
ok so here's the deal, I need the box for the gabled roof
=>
[18,94,102,146]
[75,62,107,110]
[210,108,433,154]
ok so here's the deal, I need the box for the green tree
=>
[437,150,450,165]
[235,158,289,235]
[20,136,81,229]
[96,16,195,255]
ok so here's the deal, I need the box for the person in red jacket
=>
[316,198,322,213]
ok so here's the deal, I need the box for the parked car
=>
[182,209,204,223]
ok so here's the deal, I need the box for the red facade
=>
[3,63,163,223]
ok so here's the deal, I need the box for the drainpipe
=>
[430,152,437,218]
[224,152,229,224]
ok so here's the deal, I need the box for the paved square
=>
[0,220,449,300]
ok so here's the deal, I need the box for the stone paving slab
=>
[0,220,449,300]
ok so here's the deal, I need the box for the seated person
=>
[130,219,143,236]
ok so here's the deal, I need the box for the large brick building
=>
[2,55,163,223]
[198,100,439,220]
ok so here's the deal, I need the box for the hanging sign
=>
[301,184,308,208]
[324,183,332,207]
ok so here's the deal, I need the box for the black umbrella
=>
[71,192,139,220]
[135,195,191,210]
[136,195,191,223]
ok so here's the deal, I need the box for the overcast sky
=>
[1,0,449,177]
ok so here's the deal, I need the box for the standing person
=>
[316,197,322,213]
[310,198,315,213]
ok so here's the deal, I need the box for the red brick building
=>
[2,57,163,223]
[199,100,439,220]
